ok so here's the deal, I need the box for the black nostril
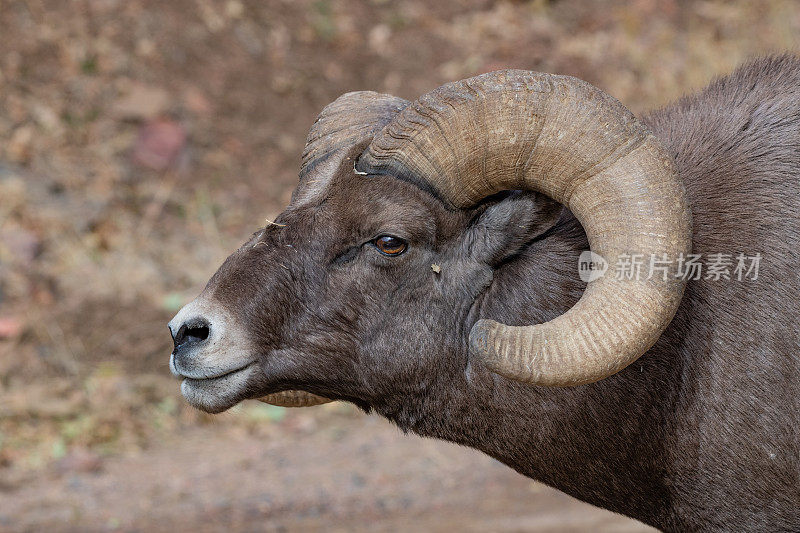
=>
[171,319,210,349]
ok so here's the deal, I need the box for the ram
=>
[167,55,800,531]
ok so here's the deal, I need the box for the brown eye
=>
[374,235,407,256]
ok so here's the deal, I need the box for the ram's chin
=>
[180,364,259,414]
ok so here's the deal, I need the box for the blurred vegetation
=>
[0,0,799,478]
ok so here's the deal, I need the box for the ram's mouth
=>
[175,361,255,381]
[178,362,260,413]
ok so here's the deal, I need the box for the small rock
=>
[113,83,171,120]
[132,118,187,171]
[136,38,156,57]
[184,86,212,115]
[225,0,244,18]
[368,24,391,56]
[54,449,103,474]
[0,225,41,264]
[0,317,22,340]
[7,125,33,164]
[31,104,61,132]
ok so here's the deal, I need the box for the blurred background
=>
[1,0,798,530]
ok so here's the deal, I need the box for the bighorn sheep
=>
[168,55,800,531]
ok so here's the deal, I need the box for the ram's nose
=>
[169,318,211,351]
[168,314,213,378]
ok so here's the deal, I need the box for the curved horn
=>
[299,91,409,180]
[258,390,333,408]
[357,70,692,386]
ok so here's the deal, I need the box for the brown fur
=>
[191,56,800,531]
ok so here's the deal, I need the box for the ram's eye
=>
[374,235,407,256]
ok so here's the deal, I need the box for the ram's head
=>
[168,71,691,414]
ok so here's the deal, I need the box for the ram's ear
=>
[459,192,563,266]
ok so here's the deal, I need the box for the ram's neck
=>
[385,216,680,530]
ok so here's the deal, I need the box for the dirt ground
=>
[3,408,657,532]
[1,1,799,531]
